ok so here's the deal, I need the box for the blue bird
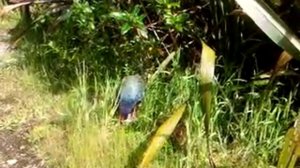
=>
[118,74,145,123]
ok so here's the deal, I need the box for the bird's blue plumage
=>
[118,74,145,121]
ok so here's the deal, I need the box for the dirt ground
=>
[0,30,46,168]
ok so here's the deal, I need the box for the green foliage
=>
[110,5,147,37]
[9,0,300,167]
[21,1,160,91]
[25,68,297,167]
[156,0,188,32]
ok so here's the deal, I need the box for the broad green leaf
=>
[121,23,132,35]
[138,104,186,168]
[132,5,141,16]
[109,12,126,20]
[235,0,300,60]
[197,40,216,167]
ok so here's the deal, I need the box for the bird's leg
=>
[132,102,142,121]
[132,107,137,121]
[132,105,140,121]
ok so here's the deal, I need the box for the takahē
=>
[118,74,145,123]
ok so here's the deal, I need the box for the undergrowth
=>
[3,0,299,167]
[25,64,297,167]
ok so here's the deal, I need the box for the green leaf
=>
[166,2,180,9]
[121,23,132,35]
[109,12,126,20]
[132,5,141,16]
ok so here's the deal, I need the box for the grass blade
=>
[138,104,186,168]
[148,51,176,84]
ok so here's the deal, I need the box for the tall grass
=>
[26,62,297,167]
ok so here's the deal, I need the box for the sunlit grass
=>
[0,64,294,168]
[0,67,58,130]
[22,67,294,168]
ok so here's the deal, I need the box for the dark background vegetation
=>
[14,0,300,88]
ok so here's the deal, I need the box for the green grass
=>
[0,67,61,130]
[0,51,292,168]
[0,64,292,168]
[21,66,294,168]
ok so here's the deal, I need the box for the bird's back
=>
[119,75,145,103]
